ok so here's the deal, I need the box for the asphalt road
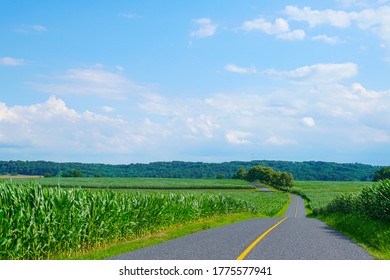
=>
[109,194,373,260]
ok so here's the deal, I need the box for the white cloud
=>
[241,17,305,40]
[0,96,168,157]
[101,106,115,113]
[265,62,358,83]
[285,6,356,28]
[312,34,339,44]
[277,29,306,40]
[36,67,147,99]
[225,64,257,74]
[186,115,219,139]
[242,17,290,34]
[302,117,316,127]
[190,18,217,38]
[0,56,25,66]
[285,5,390,49]
[225,131,252,145]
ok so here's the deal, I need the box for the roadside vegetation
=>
[291,180,390,259]
[0,180,288,260]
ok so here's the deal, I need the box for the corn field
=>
[324,180,390,221]
[0,182,257,260]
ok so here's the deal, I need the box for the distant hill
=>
[0,160,383,181]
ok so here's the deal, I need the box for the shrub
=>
[324,180,390,222]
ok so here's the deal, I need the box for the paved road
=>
[250,182,273,192]
[109,194,373,260]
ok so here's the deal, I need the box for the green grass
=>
[5,177,254,189]
[291,181,372,212]
[225,192,289,217]
[318,213,390,260]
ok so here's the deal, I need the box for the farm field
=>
[3,177,254,190]
[0,179,288,260]
[290,181,373,213]
[2,178,387,260]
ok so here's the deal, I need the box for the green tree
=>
[373,167,390,182]
[247,166,274,184]
[232,167,248,180]
[277,172,294,189]
[63,169,84,177]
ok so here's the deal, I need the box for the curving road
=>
[109,193,373,260]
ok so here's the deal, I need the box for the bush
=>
[324,180,390,222]
[359,180,390,221]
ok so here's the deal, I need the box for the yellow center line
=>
[236,217,288,260]
[294,198,299,219]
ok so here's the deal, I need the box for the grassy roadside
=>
[62,212,260,260]
[317,213,390,260]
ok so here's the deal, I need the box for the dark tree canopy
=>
[373,167,390,182]
[0,160,382,181]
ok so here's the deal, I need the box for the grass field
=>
[3,177,255,189]
[291,181,373,213]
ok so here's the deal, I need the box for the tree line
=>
[0,160,383,181]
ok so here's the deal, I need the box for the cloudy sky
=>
[1,0,390,165]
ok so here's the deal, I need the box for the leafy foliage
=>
[0,160,381,181]
[324,180,390,221]
[0,182,261,259]
[236,165,294,190]
[373,167,390,182]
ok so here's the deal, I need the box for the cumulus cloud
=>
[241,17,305,40]
[2,75,390,162]
[0,56,25,66]
[186,115,219,139]
[0,96,168,157]
[285,5,390,49]
[224,64,257,74]
[285,6,356,28]
[190,18,217,38]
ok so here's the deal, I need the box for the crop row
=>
[4,177,254,189]
[0,182,258,260]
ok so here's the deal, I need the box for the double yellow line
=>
[236,197,299,260]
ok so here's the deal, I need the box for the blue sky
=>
[1,0,390,165]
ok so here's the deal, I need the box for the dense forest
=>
[0,160,383,181]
